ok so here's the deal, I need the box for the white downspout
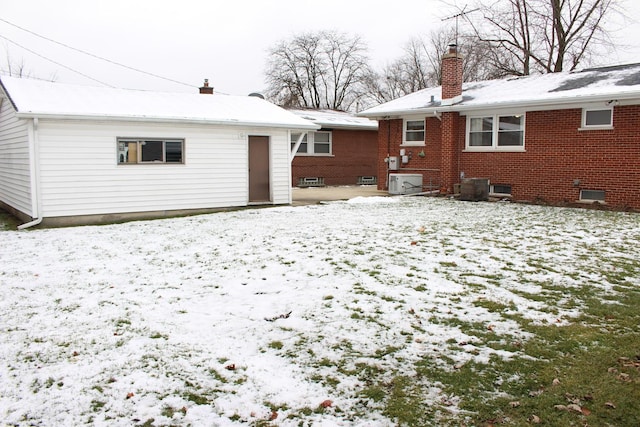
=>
[18,117,43,230]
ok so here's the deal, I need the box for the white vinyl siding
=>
[35,120,292,218]
[0,97,32,216]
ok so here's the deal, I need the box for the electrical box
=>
[389,174,423,195]
[388,156,399,170]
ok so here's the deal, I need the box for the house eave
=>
[13,112,320,130]
[360,92,640,119]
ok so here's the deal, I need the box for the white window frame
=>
[580,107,613,130]
[291,131,332,155]
[465,113,525,152]
[403,119,425,146]
[117,138,184,164]
[490,183,512,196]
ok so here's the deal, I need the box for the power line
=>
[0,34,114,86]
[0,17,196,89]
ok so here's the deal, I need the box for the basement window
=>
[490,184,512,196]
[580,189,606,202]
[118,139,184,164]
[581,107,613,129]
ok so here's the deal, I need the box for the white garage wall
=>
[36,119,292,218]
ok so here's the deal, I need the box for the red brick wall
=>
[376,117,443,191]
[292,129,378,186]
[376,106,640,210]
[460,105,640,210]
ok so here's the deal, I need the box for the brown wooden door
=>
[248,136,270,202]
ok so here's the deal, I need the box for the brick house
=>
[359,45,640,210]
[289,109,378,187]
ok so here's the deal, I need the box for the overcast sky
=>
[1,0,639,96]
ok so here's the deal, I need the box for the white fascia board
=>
[14,112,321,130]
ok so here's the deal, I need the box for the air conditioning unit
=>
[389,174,423,195]
[460,178,489,201]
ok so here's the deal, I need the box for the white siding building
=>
[0,77,318,227]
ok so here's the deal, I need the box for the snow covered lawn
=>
[0,197,638,426]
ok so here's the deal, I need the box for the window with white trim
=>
[490,184,512,195]
[291,131,332,155]
[117,139,184,164]
[467,114,525,150]
[582,107,613,128]
[403,119,425,145]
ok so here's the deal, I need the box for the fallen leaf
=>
[528,414,541,424]
[617,373,630,382]
[269,411,278,420]
[567,404,582,414]
[509,401,520,408]
[126,392,134,399]
[487,324,495,331]
[552,378,560,386]
[554,405,568,411]
[529,389,544,397]
[605,402,616,409]
[581,407,591,416]
[410,241,418,246]
[320,399,332,408]
[225,364,236,371]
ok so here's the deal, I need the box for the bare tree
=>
[465,0,619,75]
[265,31,372,111]
[363,27,503,104]
[2,44,31,78]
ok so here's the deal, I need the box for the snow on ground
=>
[0,197,638,426]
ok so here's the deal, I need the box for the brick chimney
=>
[441,44,463,105]
[199,79,214,94]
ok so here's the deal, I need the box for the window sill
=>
[578,126,613,131]
[294,154,335,157]
[463,148,526,153]
[401,143,425,147]
[576,199,607,205]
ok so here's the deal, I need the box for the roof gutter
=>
[18,117,43,230]
[359,91,640,118]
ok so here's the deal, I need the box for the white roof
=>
[0,76,319,130]
[360,63,640,117]
[289,108,378,130]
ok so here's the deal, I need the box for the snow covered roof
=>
[359,63,640,118]
[0,76,319,130]
[288,108,378,130]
